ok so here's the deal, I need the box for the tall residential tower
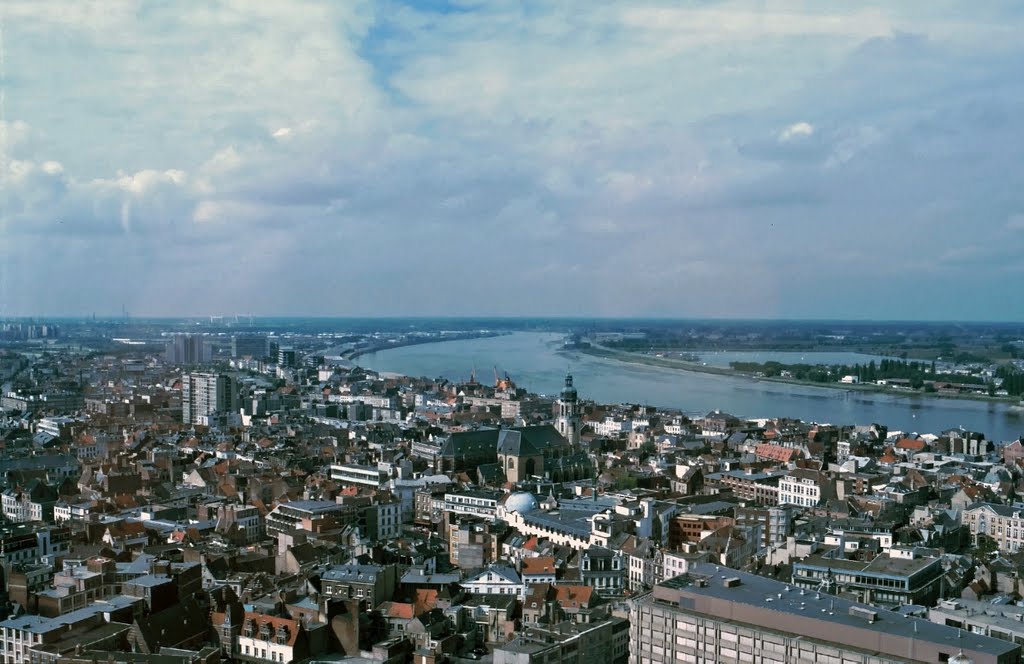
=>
[182,372,237,425]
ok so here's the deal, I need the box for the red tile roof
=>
[755,443,799,463]
[414,589,438,615]
[380,601,415,620]
[553,585,594,608]
[522,557,556,575]
[242,612,300,647]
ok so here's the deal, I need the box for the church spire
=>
[557,372,581,446]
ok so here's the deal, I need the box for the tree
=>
[638,441,657,462]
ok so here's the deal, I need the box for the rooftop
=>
[651,563,1017,661]
[796,551,940,578]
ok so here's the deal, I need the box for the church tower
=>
[556,373,582,446]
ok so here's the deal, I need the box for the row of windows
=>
[241,644,288,661]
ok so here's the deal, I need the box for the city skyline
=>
[2,2,1023,320]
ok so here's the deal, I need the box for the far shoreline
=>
[573,344,1022,407]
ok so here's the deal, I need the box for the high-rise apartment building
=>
[630,563,1019,664]
[165,334,211,365]
[182,372,237,424]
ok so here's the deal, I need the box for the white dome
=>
[949,652,973,664]
[504,491,539,514]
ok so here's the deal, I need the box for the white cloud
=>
[40,161,64,175]
[779,122,815,142]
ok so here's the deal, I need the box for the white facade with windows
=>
[329,463,389,490]
[962,502,1024,553]
[779,474,823,507]
[238,613,300,663]
[444,491,499,518]
[461,565,526,599]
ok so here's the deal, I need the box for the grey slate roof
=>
[497,425,570,456]
[440,429,500,457]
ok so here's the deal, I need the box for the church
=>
[496,374,592,484]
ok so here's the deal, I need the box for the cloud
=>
[1,2,1024,319]
[779,122,814,142]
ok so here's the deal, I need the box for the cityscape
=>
[0,318,1022,663]
[4,2,1024,664]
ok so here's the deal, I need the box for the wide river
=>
[357,332,1024,443]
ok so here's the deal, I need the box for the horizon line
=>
[4,314,1024,325]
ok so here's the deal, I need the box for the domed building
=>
[502,491,539,515]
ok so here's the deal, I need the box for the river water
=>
[357,332,1024,442]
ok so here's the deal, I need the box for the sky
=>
[1,1,1023,320]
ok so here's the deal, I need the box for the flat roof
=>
[707,469,787,482]
[322,563,385,582]
[274,500,344,513]
[651,563,1017,660]
[522,509,592,539]
[795,552,939,578]
[125,574,173,588]
[0,597,136,633]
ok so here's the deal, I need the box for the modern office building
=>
[329,463,390,491]
[791,547,944,608]
[495,616,629,664]
[703,468,786,505]
[630,562,1019,664]
[231,334,267,359]
[182,372,236,425]
[929,598,1024,646]
[264,500,353,537]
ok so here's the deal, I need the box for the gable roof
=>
[242,611,301,647]
[497,425,569,457]
[440,429,500,457]
[413,588,438,615]
[106,520,147,539]
[553,584,594,608]
[379,601,415,620]
[522,557,556,576]
[465,565,522,585]
[133,598,207,650]
[755,443,799,463]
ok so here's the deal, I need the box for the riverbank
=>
[345,330,507,361]
[575,344,1021,406]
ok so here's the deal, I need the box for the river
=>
[357,332,1024,442]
